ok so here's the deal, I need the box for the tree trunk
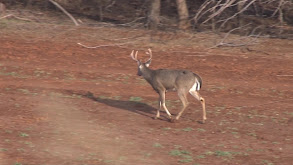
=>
[175,0,190,30]
[211,0,216,32]
[0,3,5,16]
[149,0,161,30]
[25,0,33,9]
[278,0,284,34]
[237,1,245,27]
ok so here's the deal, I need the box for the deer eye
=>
[139,65,144,69]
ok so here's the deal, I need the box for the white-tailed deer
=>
[130,49,206,123]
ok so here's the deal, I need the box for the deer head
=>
[130,48,152,76]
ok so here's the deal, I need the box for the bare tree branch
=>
[193,0,214,25]
[202,0,237,24]
[49,0,79,26]
[219,0,257,29]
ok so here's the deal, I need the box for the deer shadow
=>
[74,91,170,121]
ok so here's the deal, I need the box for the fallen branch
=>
[0,14,33,22]
[49,0,79,26]
[116,17,145,27]
[101,34,147,42]
[276,75,293,77]
[78,41,132,49]
[77,36,145,48]
[169,50,249,58]
[245,47,270,55]
[210,23,262,48]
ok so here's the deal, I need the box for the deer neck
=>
[142,67,154,82]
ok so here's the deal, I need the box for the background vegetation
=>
[1,0,293,38]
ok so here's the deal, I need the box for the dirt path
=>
[0,26,293,165]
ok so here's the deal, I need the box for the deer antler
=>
[130,50,139,62]
[131,49,152,62]
[146,48,152,62]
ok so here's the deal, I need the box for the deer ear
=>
[136,60,142,66]
[145,59,151,67]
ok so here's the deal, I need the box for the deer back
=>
[150,69,197,92]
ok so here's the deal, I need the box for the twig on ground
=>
[245,47,270,55]
[77,36,145,48]
[276,75,293,77]
[77,42,124,48]
[169,50,249,58]
[116,17,145,27]
[210,23,262,48]
[0,14,33,22]
[49,0,79,26]
[78,41,136,49]
[101,34,147,42]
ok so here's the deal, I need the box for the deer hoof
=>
[197,120,205,124]
[169,118,177,123]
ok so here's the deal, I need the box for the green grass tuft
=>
[129,96,143,102]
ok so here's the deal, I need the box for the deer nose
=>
[137,70,142,76]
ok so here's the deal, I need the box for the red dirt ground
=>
[0,21,293,165]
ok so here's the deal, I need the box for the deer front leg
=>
[159,91,172,119]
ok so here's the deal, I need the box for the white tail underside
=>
[189,78,201,92]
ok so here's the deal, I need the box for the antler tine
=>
[135,50,138,60]
[146,48,152,61]
[130,50,139,62]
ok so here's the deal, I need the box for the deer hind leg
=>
[189,90,206,123]
[175,90,189,120]
[159,90,172,119]
[155,99,161,119]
